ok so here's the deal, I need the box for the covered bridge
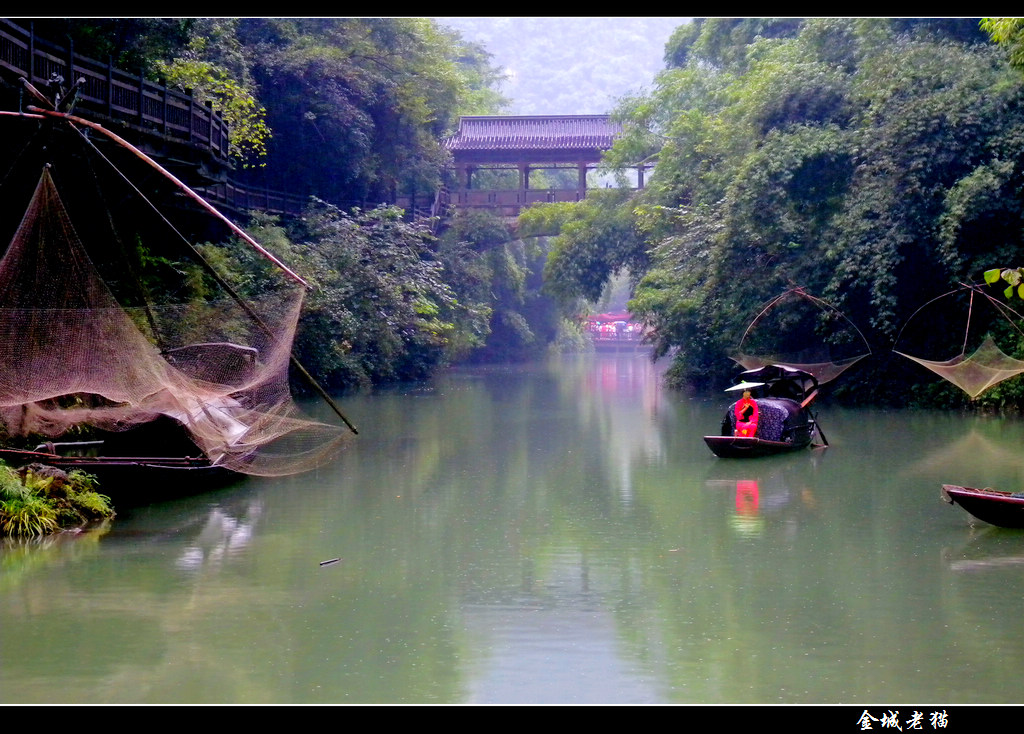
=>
[441,114,646,218]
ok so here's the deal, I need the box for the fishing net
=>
[732,288,872,385]
[893,284,1024,399]
[0,167,349,476]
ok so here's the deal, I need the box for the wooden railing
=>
[447,188,587,218]
[197,180,310,218]
[0,19,229,161]
[0,20,443,226]
[202,182,440,226]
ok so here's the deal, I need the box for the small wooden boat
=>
[704,364,825,458]
[703,435,813,458]
[942,484,1024,528]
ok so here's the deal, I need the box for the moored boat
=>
[703,434,812,458]
[942,484,1024,529]
[704,364,825,458]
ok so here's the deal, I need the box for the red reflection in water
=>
[735,479,759,516]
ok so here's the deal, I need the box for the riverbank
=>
[0,462,114,537]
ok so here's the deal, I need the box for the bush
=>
[0,462,114,537]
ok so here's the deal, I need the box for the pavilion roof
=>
[444,115,620,152]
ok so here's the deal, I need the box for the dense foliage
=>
[30,17,1024,407]
[18,17,544,390]
[438,210,562,362]
[29,17,507,201]
[231,18,488,205]
[536,18,1024,407]
[0,463,113,537]
[193,203,455,391]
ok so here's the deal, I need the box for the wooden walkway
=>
[0,19,229,165]
[0,21,618,227]
[0,19,317,221]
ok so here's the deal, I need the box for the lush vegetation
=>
[193,202,564,391]
[196,203,458,391]
[526,18,1024,407]
[26,17,1024,409]
[0,462,113,537]
[30,18,506,192]
[23,18,562,388]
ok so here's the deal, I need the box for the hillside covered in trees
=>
[434,17,689,114]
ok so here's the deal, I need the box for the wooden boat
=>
[703,434,813,458]
[941,484,1024,528]
[704,364,825,458]
[0,446,238,498]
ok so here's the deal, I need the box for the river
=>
[3,352,1024,706]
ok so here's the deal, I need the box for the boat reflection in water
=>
[704,454,823,539]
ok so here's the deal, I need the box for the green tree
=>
[200,203,457,391]
[25,18,195,72]
[232,18,497,208]
[439,209,559,363]
[154,19,270,165]
[546,18,1024,403]
[520,189,648,306]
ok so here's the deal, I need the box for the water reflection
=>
[174,502,261,573]
[5,353,1024,703]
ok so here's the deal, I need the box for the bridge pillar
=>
[455,164,473,189]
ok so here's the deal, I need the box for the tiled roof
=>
[444,115,620,151]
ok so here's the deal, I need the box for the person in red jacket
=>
[734,390,759,437]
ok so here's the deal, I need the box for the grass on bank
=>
[0,462,114,537]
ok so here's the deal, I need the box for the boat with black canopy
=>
[703,364,824,458]
[703,288,871,458]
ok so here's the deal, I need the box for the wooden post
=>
[137,68,145,125]
[28,22,35,85]
[160,81,168,135]
[106,55,113,117]
[187,88,194,143]
[66,37,73,93]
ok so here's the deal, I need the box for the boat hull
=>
[703,435,811,458]
[942,484,1024,529]
[0,447,240,498]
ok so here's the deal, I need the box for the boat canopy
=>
[733,364,818,401]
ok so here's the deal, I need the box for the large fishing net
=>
[0,167,349,476]
[894,284,1024,400]
[732,288,872,386]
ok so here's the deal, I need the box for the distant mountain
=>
[435,17,690,115]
